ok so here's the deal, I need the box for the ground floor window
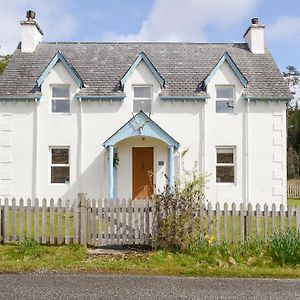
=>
[216,147,235,183]
[50,147,70,184]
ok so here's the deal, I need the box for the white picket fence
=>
[287,183,300,198]
[0,195,299,246]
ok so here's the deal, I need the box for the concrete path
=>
[0,273,299,299]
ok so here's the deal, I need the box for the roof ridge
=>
[41,41,248,45]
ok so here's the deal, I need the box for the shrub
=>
[152,164,206,252]
[268,231,300,266]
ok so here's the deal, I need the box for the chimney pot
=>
[26,10,36,21]
[251,17,259,25]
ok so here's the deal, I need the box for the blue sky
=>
[0,0,299,72]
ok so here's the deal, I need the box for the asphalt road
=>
[0,273,299,299]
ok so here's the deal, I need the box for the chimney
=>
[243,17,265,54]
[20,10,43,52]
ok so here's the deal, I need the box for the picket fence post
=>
[78,193,88,246]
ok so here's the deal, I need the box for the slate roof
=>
[0,42,292,99]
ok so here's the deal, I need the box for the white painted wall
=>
[0,59,287,207]
[244,26,265,54]
[21,23,42,52]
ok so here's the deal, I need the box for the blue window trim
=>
[74,95,125,101]
[160,96,209,102]
[103,110,179,149]
[119,52,165,88]
[204,52,248,88]
[37,51,86,88]
[242,95,292,101]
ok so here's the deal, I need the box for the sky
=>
[0,0,299,73]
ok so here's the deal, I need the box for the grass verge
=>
[0,243,299,278]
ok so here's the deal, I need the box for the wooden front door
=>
[132,147,154,199]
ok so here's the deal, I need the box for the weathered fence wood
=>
[264,204,268,243]
[50,198,54,244]
[65,199,70,245]
[104,198,108,245]
[42,198,46,244]
[224,203,228,242]
[26,198,31,237]
[256,204,261,240]
[232,203,237,243]
[280,204,284,233]
[271,203,276,235]
[0,198,299,246]
[11,198,16,242]
[4,198,9,242]
[248,203,253,240]
[216,202,220,243]
[19,198,24,241]
[98,198,103,246]
[287,183,300,198]
[57,199,62,245]
[34,198,39,241]
[116,199,121,246]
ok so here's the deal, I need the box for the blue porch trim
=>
[204,52,248,88]
[108,145,114,200]
[103,111,179,149]
[37,51,86,88]
[168,146,175,191]
[120,52,165,88]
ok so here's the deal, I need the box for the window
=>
[133,86,152,113]
[216,86,234,113]
[216,147,235,183]
[51,86,70,113]
[50,147,70,184]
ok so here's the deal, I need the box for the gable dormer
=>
[37,51,85,88]
[203,52,248,89]
[119,52,165,88]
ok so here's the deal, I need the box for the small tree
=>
[0,54,12,75]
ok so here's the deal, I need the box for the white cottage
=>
[0,12,292,206]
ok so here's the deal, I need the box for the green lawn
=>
[287,198,300,208]
[0,244,298,278]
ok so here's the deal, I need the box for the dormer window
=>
[51,86,70,113]
[216,86,234,113]
[133,86,152,113]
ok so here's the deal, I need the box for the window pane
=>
[216,100,234,113]
[52,149,69,164]
[217,149,233,163]
[216,166,234,183]
[216,87,234,99]
[52,99,70,113]
[133,100,151,113]
[134,87,151,98]
[53,87,69,98]
[51,166,69,183]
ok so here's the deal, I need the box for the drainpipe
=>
[246,98,250,205]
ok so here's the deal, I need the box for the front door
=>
[132,147,154,199]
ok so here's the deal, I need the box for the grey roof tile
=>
[0,42,292,99]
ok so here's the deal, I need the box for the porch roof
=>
[103,111,180,149]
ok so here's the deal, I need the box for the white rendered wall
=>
[1,59,286,206]
[244,27,265,54]
[21,24,42,52]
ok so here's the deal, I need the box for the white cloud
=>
[267,16,300,46]
[103,0,259,42]
[0,0,78,54]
